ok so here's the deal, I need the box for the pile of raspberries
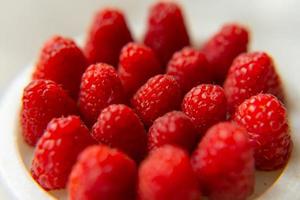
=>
[20,1,292,200]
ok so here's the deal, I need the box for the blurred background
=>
[0,0,299,198]
[1,0,300,96]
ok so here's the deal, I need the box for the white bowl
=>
[0,55,300,200]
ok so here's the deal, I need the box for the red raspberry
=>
[32,36,87,99]
[84,9,133,66]
[191,122,254,200]
[201,23,249,83]
[78,63,124,126]
[182,84,227,134]
[233,94,292,170]
[118,42,162,98]
[68,145,137,200]
[131,74,182,126]
[138,145,200,200]
[167,47,212,93]
[91,104,147,162]
[224,52,284,113]
[144,2,190,66]
[21,79,77,146]
[31,116,95,190]
[148,111,198,153]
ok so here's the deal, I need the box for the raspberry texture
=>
[131,74,182,126]
[21,79,77,146]
[182,84,227,135]
[68,145,137,200]
[224,52,284,113]
[84,8,133,66]
[201,23,249,83]
[91,104,147,162]
[78,63,124,126]
[167,47,212,93]
[233,94,292,170]
[138,145,200,200]
[191,122,254,200]
[32,36,87,99]
[118,42,162,98]
[31,116,95,190]
[148,111,198,153]
[144,2,190,66]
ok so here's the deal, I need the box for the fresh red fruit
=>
[144,2,190,66]
[224,52,284,113]
[191,122,254,200]
[201,23,249,83]
[91,104,147,162]
[148,111,198,153]
[78,63,124,126]
[84,9,133,66]
[118,42,162,98]
[138,145,200,200]
[233,94,292,170]
[167,47,212,93]
[31,116,95,190]
[182,84,227,135]
[32,36,87,99]
[21,79,77,146]
[131,74,182,126]
[68,145,137,200]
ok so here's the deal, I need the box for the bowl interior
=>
[15,67,283,200]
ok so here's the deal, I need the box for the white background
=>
[0,0,299,199]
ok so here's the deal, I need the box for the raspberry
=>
[68,145,137,200]
[91,104,147,162]
[138,145,200,200]
[21,79,77,146]
[78,63,124,126]
[224,52,284,113]
[201,23,249,83]
[233,94,292,170]
[166,47,212,93]
[131,74,182,126]
[191,122,254,200]
[144,2,190,66]
[32,36,87,99]
[84,9,133,66]
[31,116,95,190]
[182,84,227,134]
[118,42,162,98]
[148,111,198,153]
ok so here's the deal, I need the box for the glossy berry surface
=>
[21,79,77,146]
[167,47,212,93]
[78,63,124,126]
[191,122,254,200]
[68,145,137,200]
[144,2,190,66]
[224,52,284,113]
[31,116,95,190]
[138,145,200,200]
[233,94,292,170]
[201,24,249,83]
[131,74,182,126]
[148,111,198,153]
[118,42,162,98]
[32,36,87,99]
[182,84,227,135]
[84,9,133,66]
[91,104,147,162]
